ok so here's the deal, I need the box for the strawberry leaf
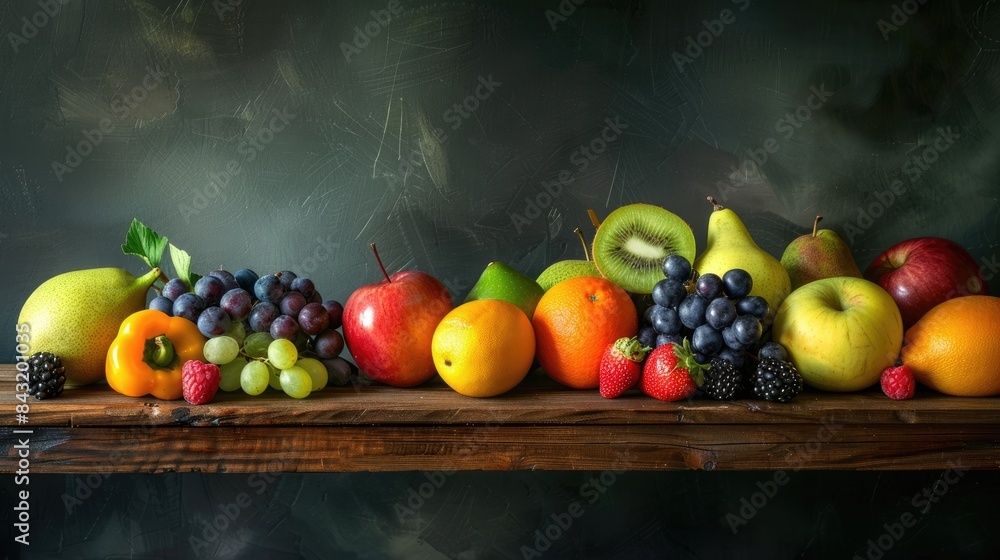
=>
[122,219,168,269]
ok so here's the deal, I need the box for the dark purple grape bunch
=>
[638,255,768,372]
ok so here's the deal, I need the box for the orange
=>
[901,295,1000,397]
[532,276,638,389]
[431,299,536,397]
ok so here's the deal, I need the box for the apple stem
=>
[707,196,724,211]
[573,228,591,261]
[812,216,823,237]
[587,209,601,229]
[370,243,392,283]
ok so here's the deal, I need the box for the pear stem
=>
[812,216,823,237]
[707,196,724,211]
[587,209,601,229]
[573,228,591,261]
[370,243,391,283]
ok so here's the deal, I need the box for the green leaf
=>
[169,243,197,289]
[122,219,168,269]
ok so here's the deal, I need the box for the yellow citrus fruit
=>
[532,276,638,389]
[901,295,1000,397]
[431,299,536,397]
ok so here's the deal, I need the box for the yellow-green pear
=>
[780,216,862,289]
[536,227,603,291]
[18,267,161,386]
[693,196,790,326]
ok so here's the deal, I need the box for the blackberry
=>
[702,358,742,400]
[751,358,803,403]
[27,352,66,400]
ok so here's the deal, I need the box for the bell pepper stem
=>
[150,335,176,368]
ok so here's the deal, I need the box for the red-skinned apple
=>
[342,244,454,387]
[864,237,989,328]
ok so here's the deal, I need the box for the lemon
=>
[431,299,535,397]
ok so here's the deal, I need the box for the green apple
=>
[465,261,545,319]
[772,277,903,392]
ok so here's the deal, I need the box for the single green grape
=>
[296,358,329,391]
[268,339,298,370]
[244,331,274,359]
[219,358,246,392]
[204,336,240,365]
[280,366,312,399]
[225,321,246,346]
[240,361,270,396]
[267,363,282,391]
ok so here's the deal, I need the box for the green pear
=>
[693,196,791,326]
[465,261,545,319]
[780,216,862,290]
[536,227,604,291]
[18,267,162,386]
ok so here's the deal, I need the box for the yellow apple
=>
[772,277,903,391]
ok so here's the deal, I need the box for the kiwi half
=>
[592,203,696,294]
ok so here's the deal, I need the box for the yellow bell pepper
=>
[106,309,206,400]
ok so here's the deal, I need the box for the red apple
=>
[864,237,988,327]
[342,244,454,387]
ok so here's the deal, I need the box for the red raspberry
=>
[182,360,221,405]
[880,365,915,400]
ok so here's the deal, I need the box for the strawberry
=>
[881,364,915,400]
[599,337,651,398]
[640,339,706,402]
[182,360,221,405]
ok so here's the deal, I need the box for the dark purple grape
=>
[736,296,769,320]
[298,303,330,336]
[705,297,737,330]
[651,278,687,308]
[722,327,747,351]
[254,274,285,303]
[197,306,231,338]
[149,296,174,315]
[695,273,723,300]
[220,288,252,322]
[655,333,684,348]
[637,326,658,349]
[722,269,753,299]
[718,348,746,369]
[322,300,344,330]
[650,305,681,335]
[313,329,344,358]
[173,293,206,322]
[320,357,354,386]
[642,305,655,325]
[759,342,788,361]
[307,291,323,304]
[678,294,708,330]
[276,271,297,291]
[208,269,240,291]
[693,353,711,365]
[248,302,280,333]
[691,324,724,356]
[234,268,259,295]
[662,255,692,282]
[162,278,189,301]
[195,276,226,306]
[279,291,307,317]
[732,315,762,346]
[270,315,300,341]
[290,277,315,299]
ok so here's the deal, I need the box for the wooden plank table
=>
[2,365,999,473]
